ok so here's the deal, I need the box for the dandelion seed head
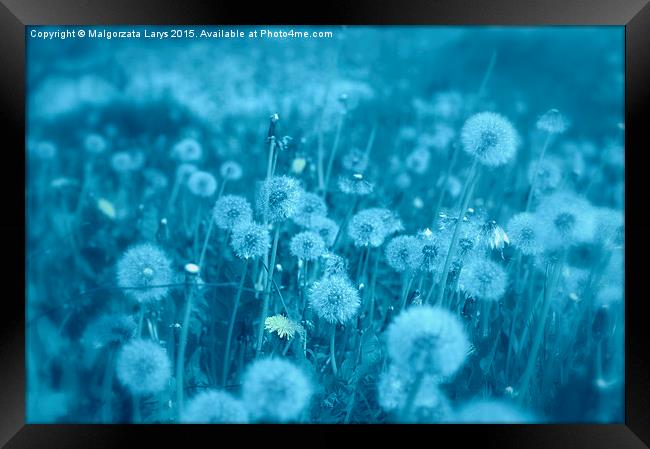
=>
[322,253,349,277]
[111,151,145,173]
[82,313,137,350]
[290,231,326,261]
[378,365,452,423]
[230,222,270,260]
[116,243,174,303]
[458,256,508,301]
[292,192,327,227]
[349,208,402,248]
[535,191,596,250]
[212,195,253,231]
[536,108,569,134]
[337,173,374,196]
[593,207,624,248]
[455,399,536,423]
[181,390,249,423]
[386,305,469,377]
[527,157,563,197]
[219,160,243,181]
[507,212,543,256]
[405,147,431,174]
[461,112,518,167]
[415,231,444,273]
[258,175,303,222]
[84,133,108,154]
[308,274,361,324]
[385,235,421,272]
[171,137,203,162]
[307,216,340,247]
[242,358,313,423]
[478,219,510,252]
[187,170,217,198]
[176,163,198,179]
[116,339,171,395]
[342,148,369,172]
[30,140,58,159]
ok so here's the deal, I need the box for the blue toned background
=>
[26,26,624,423]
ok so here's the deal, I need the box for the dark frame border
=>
[2,0,649,447]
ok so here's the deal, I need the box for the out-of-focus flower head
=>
[181,390,249,423]
[458,256,508,301]
[171,137,203,162]
[187,170,218,198]
[219,160,244,181]
[337,173,374,196]
[292,192,327,228]
[116,243,174,303]
[535,108,569,135]
[241,358,313,423]
[116,339,171,395]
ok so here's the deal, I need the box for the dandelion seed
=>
[308,274,361,324]
[461,112,519,167]
[507,212,543,256]
[230,222,270,260]
[478,219,509,252]
[212,195,253,231]
[219,160,243,181]
[415,231,444,273]
[258,175,303,223]
[292,192,327,227]
[458,256,508,301]
[171,137,203,162]
[386,305,469,377]
[115,339,171,395]
[181,390,249,423]
[187,170,217,198]
[241,358,313,423]
[116,243,174,303]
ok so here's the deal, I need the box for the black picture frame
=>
[2,0,649,447]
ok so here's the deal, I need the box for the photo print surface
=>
[26,25,624,423]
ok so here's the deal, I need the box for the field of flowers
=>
[26,26,624,423]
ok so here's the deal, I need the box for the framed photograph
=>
[2,0,649,446]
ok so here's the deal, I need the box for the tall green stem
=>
[256,225,281,355]
[524,132,552,212]
[176,276,197,416]
[330,324,338,376]
[323,112,345,199]
[434,158,480,307]
[222,259,249,386]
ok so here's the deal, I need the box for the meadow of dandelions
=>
[26,26,624,423]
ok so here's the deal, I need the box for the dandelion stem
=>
[323,111,345,199]
[256,225,281,355]
[266,138,276,180]
[330,324,338,376]
[332,197,358,251]
[197,215,215,273]
[524,131,552,212]
[435,158,480,307]
[400,371,424,422]
[517,253,565,404]
[222,259,249,387]
[480,300,490,339]
[176,276,197,415]
[400,273,415,311]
